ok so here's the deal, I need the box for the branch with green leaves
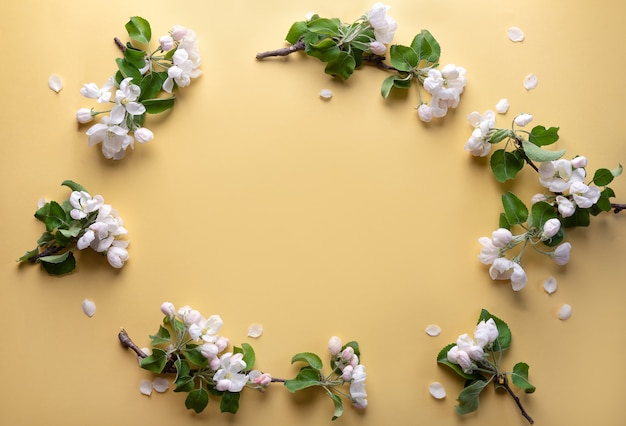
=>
[255,3,466,122]
[76,17,201,160]
[119,302,366,420]
[465,111,623,290]
[438,309,535,424]
[18,180,129,275]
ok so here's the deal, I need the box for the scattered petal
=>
[425,324,441,337]
[81,299,96,317]
[139,380,153,395]
[319,89,333,100]
[495,98,510,114]
[429,382,446,399]
[558,303,572,320]
[544,276,557,294]
[48,74,63,93]
[524,73,538,90]
[247,323,263,338]
[507,27,525,42]
[152,378,169,393]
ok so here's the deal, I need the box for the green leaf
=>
[183,348,207,367]
[327,391,344,420]
[285,20,308,45]
[455,380,488,415]
[410,29,441,64]
[35,201,68,232]
[562,207,590,228]
[342,341,360,358]
[18,247,39,263]
[174,375,195,392]
[490,149,524,182]
[61,180,87,193]
[291,352,323,371]
[239,343,255,370]
[592,187,615,214]
[37,232,55,246]
[306,18,340,37]
[489,129,512,144]
[436,343,482,380]
[284,367,322,392]
[115,58,142,84]
[185,388,209,413]
[593,168,614,186]
[40,251,76,275]
[512,363,536,393]
[139,72,167,101]
[123,43,147,69]
[140,348,168,373]
[220,391,240,414]
[125,16,151,44]
[149,325,171,346]
[499,212,511,230]
[381,75,412,98]
[529,125,560,146]
[389,45,418,72]
[142,97,175,114]
[324,51,356,80]
[305,37,341,62]
[501,192,528,226]
[530,201,557,232]
[522,140,565,162]
[58,221,82,239]
[478,309,512,351]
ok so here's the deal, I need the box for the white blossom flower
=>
[474,318,498,347]
[489,258,528,290]
[542,218,561,239]
[478,237,499,265]
[539,159,578,192]
[162,48,202,93]
[170,25,188,41]
[214,353,249,393]
[556,195,576,217]
[456,333,484,361]
[349,364,367,408]
[510,263,528,291]
[80,77,115,103]
[178,29,201,69]
[341,365,354,381]
[200,343,219,360]
[447,345,472,370]
[367,3,397,44]
[107,240,129,268]
[514,113,533,127]
[189,314,224,342]
[571,156,588,169]
[464,110,496,157]
[491,228,513,248]
[86,116,134,160]
[552,242,572,265]
[69,191,104,220]
[249,371,272,387]
[328,336,342,356]
[570,181,601,208]
[111,77,145,124]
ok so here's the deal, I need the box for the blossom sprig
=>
[77,17,201,160]
[119,302,366,420]
[438,309,535,424]
[255,3,466,121]
[466,112,623,289]
[19,180,129,275]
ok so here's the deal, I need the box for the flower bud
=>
[215,336,230,352]
[200,343,218,359]
[171,25,188,41]
[349,354,359,368]
[552,242,572,265]
[491,228,513,248]
[209,357,221,370]
[571,156,587,169]
[254,372,272,386]
[542,218,561,239]
[369,41,386,55]
[159,35,174,51]
[134,127,154,144]
[341,365,354,381]
[328,336,342,356]
[556,195,576,218]
[467,345,484,361]
[76,108,94,124]
[417,104,433,123]
[160,302,176,317]
[341,346,354,361]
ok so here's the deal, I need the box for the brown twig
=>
[114,37,126,53]
[118,328,147,358]
[256,39,306,60]
[499,374,534,424]
[28,245,64,263]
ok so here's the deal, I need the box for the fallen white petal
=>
[319,89,333,99]
[48,74,63,93]
[429,382,446,399]
[425,324,441,337]
[152,377,169,393]
[544,276,557,294]
[507,27,525,42]
[495,98,510,114]
[81,299,96,317]
[247,323,263,338]
[558,303,572,320]
[139,380,153,395]
[524,74,538,90]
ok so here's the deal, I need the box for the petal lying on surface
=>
[495,98,510,114]
[81,299,96,317]
[558,303,572,320]
[139,380,152,395]
[429,382,446,399]
[507,26,525,42]
[152,378,169,393]
[319,89,333,99]
[48,74,63,92]
[247,323,263,338]
[524,73,538,90]
[425,324,441,337]
[544,276,557,294]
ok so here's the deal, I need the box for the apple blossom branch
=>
[498,374,534,424]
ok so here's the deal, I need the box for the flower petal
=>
[425,324,441,337]
[319,89,333,99]
[558,303,572,320]
[247,323,263,338]
[48,74,63,93]
[429,382,446,399]
[524,73,538,90]
[495,98,510,114]
[139,380,153,395]
[507,27,525,42]
[152,378,169,393]
[544,276,557,294]
[81,299,96,317]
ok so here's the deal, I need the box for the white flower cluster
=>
[328,336,367,409]
[464,110,496,156]
[447,318,498,373]
[366,3,397,55]
[76,24,201,159]
[478,228,528,291]
[536,156,601,217]
[71,191,129,268]
[418,64,467,122]
[160,302,272,392]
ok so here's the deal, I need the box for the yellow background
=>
[1,0,625,425]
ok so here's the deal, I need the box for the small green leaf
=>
[489,129,512,144]
[305,38,341,62]
[593,168,614,186]
[562,207,590,228]
[490,149,524,182]
[522,140,565,162]
[410,29,441,64]
[139,72,167,101]
[501,192,529,226]
[512,363,536,393]
[478,309,512,351]
[41,252,76,275]
[183,348,207,367]
[61,180,87,193]
[125,16,152,44]
[529,125,560,146]
[306,18,340,37]
[149,325,171,346]
[37,232,55,247]
[291,352,323,371]
[499,212,511,230]
[284,367,322,392]
[58,221,82,238]
[324,51,356,80]
[327,391,344,420]
[185,388,209,413]
[531,201,557,232]
[123,43,147,68]
[381,75,412,98]
[142,97,175,114]
[220,391,240,414]
[115,58,142,84]
[389,45,418,72]
[140,348,168,373]
[35,201,68,232]
[285,21,308,45]
[436,343,482,380]
[174,375,194,392]
[455,380,488,415]
[18,248,39,263]
[240,343,255,370]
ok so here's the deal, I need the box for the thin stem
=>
[362,54,399,72]
[27,245,64,263]
[611,203,626,213]
[114,37,126,53]
[498,374,534,424]
[118,328,147,358]
[512,135,539,172]
[256,39,306,60]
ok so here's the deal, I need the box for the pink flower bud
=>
[215,336,229,352]
[160,302,176,316]
[159,35,174,51]
[571,156,587,168]
[417,104,433,122]
[209,357,221,370]
[254,373,272,386]
[328,336,342,356]
[341,365,354,381]
[542,218,561,239]
[171,25,188,41]
[369,41,386,55]
[341,346,354,361]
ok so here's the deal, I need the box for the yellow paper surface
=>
[1,1,626,425]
